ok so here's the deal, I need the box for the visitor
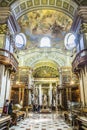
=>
[8,100,17,126]
[37,104,40,112]
[3,99,9,115]
[8,100,13,115]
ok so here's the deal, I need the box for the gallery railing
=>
[72,49,87,72]
[0,49,18,71]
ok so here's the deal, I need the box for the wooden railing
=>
[72,49,87,72]
[0,49,18,72]
[0,116,11,130]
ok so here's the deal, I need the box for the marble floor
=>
[10,112,72,130]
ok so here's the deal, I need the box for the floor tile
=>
[10,112,73,130]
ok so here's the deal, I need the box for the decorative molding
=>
[78,6,87,23]
[11,0,78,20]
[8,14,20,34]
[72,49,87,72]
[0,0,86,7]
[80,23,87,33]
[0,49,18,72]
[24,53,66,67]
[71,6,87,33]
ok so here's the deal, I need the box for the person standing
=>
[3,99,9,115]
[8,100,17,125]
[8,100,13,115]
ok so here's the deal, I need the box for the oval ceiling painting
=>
[18,10,72,48]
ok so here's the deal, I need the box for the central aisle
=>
[10,112,72,130]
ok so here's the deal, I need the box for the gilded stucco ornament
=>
[0,24,8,34]
[80,23,87,33]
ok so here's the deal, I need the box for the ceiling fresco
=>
[16,9,72,79]
[18,10,72,49]
[33,66,58,78]
[33,60,58,78]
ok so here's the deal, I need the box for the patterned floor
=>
[10,112,72,130]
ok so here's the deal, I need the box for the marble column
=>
[28,69,33,88]
[72,7,87,107]
[78,8,87,107]
[79,68,87,107]
[0,65,7,107]
[39,84,42,106]
[59,68,62,88]
[0,10,9,107]
[55,83,58,108]
[83,66,87,106]
[59,68,62,106]
[27,69,33,105]
[0,66,12,107]
[5,70,11,100]
[49,83,52,106]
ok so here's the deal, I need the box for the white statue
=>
[43,94,47,107]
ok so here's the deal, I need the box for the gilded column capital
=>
[0,7,10,34]
[71,6,87,32]
[0,24,8,34]
[80,23,87,33]
[78,6,87,33]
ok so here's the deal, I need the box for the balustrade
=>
[0,49,18,71]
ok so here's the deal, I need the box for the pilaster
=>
[39,84,42,106]
[49,83,52,106]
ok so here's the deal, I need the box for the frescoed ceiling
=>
[18,10,72,49]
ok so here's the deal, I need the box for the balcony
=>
[72,49,87,72]
[0,49,18,72]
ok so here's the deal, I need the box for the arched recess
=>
[32,59,59,78]
[21,51,68,67]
